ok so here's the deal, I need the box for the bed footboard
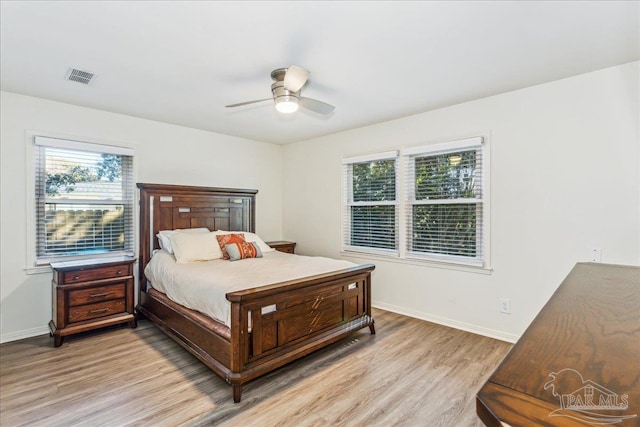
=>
[226,263,375,402]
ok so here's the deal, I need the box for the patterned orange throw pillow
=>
[216,233,246,260]
[225,241,263,261]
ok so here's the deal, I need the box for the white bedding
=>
[144,250,357,327]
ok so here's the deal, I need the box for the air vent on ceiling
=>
[66,68,96,85]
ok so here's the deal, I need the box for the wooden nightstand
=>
[266,241,296,254]
[49,256,137,347]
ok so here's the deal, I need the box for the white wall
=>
[2,62,638,344]
[0,91,283,342]
[282,62,640,342]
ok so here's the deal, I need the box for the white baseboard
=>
[1,325,50,344]
[1,306,518,345]
[372,301,519,344]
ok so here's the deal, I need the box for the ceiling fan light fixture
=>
[275,96,299,114]
[226,66,334,115]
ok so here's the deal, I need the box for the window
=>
[33,136,134,264]
[342,137,487,268]
[342,151,399,254]
[405,137,485,266]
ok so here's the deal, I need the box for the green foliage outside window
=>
[351,205,396,249]
[96,154,122,182]
[46,165,95,196]
[415,150,476,200]
[412,204,476,256]
[350,160,396,249]
[412,151,478,257]
[46,154,122,196]
[352,160,396,202]
[42,150,126,256]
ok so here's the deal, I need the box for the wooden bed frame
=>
[136,183,375,402]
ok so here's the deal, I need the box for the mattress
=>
[144,250,357,327]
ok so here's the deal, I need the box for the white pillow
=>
[243,232,275,253]
[169,231,223,263]
[157,228,210,254]
[216,230,275,253]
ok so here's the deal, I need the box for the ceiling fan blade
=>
[300,97,335,115]
[225,98,272,108]
[283,65,310,92]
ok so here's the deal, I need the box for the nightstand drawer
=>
[63,265,128,284]
[278,246,295,254]
[69,283,125,306]
[68,299,126,323]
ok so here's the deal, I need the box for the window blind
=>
[342,152,399,254]
[33,137,135,263]
[404,138,484,265]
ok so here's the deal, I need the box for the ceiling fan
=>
[225,65,335,115]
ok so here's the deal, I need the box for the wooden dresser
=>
[266,241,296,254]
[49,256,137,347]
[477,263,640,426]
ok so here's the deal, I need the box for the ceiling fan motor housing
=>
[271,80,299,103]
[271,68,299,104]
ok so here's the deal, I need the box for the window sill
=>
[340,250,493,275]
[25,252,136,275]
[24,265,53,275]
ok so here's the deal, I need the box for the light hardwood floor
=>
[0,308,511,427]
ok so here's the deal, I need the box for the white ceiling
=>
[1,1,638,145]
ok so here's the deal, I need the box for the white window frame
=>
[403,137,487,267]
[342,151,399,256]
[341,136,490,272]
[25,131,137,273]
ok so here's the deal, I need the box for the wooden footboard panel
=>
[226,264,375,393]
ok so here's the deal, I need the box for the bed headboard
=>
[137,183,258,289]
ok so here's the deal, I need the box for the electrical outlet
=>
[500,298,511,314]
[591,248,602,263]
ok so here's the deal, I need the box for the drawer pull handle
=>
[89,292,111,298]
[89,308,110,314]
[117,270,122,275]
[74,275,80,280]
